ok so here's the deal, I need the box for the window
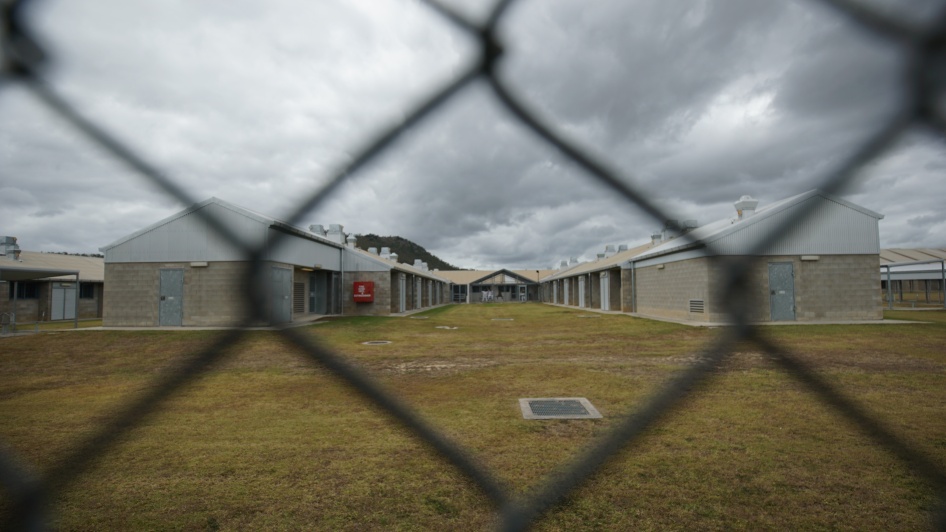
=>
[80,283,96,299]
[9,282,40,299]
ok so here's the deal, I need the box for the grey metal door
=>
[159,269,184,326]
[769,262,796,321]
[271,267,292,324]
[399,274,407,312]
[51,283,76,320]
[600,272,610,311]
[309,272,328,314]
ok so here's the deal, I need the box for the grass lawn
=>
[1,304,944,530]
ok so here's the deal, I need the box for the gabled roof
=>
[0,251,104,282]
[100,197,344,252]
[632,189,883,262]
[469,269,540,285]
[437,269,554,285]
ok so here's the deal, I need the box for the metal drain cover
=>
[361,340,391,345]
[492,318,514,321]
[410,316,429,320]
[519,398,602,420]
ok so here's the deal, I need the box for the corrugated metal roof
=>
[0,251,104,281]
[880,248,946,265]
[346,247,451,282]
[632,189,883,264]
[544,242,653,281]
[100,197,344,253]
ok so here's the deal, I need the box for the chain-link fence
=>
[3,0,946,529]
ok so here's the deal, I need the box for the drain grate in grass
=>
[434,326,459,330]
[519,397,602,420]
[491,318,514,321]
[361,341,392,345]
[409,316,429,320]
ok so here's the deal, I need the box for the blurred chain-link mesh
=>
[3,0,946,529]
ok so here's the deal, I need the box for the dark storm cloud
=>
[2,0,944,267]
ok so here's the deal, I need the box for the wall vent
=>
[689,299,705,313]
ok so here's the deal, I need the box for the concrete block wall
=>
[390,271,402,313]
[186,262,256,326]
[790,254,882,320]
[104,261,255,327]
[77,283,104,319]
[590,273,601,309]
[342,270,392,316]
[634,259,712,322]
[631,254,882,323]
[0,284,42,322]
[103,263,161,326]
[608,268,621,311]
[620,268,633,312]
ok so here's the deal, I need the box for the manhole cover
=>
[435,326,459,330]
[519,398,602,420]
[492,318,514,321]
[361,341,392,345]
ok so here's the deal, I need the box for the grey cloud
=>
[3,0,944,266]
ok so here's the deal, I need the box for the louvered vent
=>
[689,299,705,313]
[293,283,305,313]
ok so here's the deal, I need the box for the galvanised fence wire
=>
[2,0,946,529]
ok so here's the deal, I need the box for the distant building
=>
[436,269,553,303]
[0,237,105,323]
[879,248,946,307]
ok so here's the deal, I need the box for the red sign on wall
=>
[353,281,375,303]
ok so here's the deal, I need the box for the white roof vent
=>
[604,245,616,258]
[309,224,326,236]
[734,195,759,220]
[390,252,398,262]
[367,247,378,255]
[618,244,628,252]
[346,234,357,248]
[380,247,391,259]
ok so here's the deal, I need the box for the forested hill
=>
[355,234,464,271]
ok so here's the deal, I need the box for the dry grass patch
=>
[1,305,944,530]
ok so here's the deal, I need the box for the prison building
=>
[623,190,884,323]
[437,269,553,303]
[540,242,652,312]
[1,237,105,324]
[879,248,946,308]
[342,245,451,316]
[100,198,450,326]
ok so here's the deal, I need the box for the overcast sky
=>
[2,0,944,269]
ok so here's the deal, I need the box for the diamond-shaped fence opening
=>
[2,0,946,530]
